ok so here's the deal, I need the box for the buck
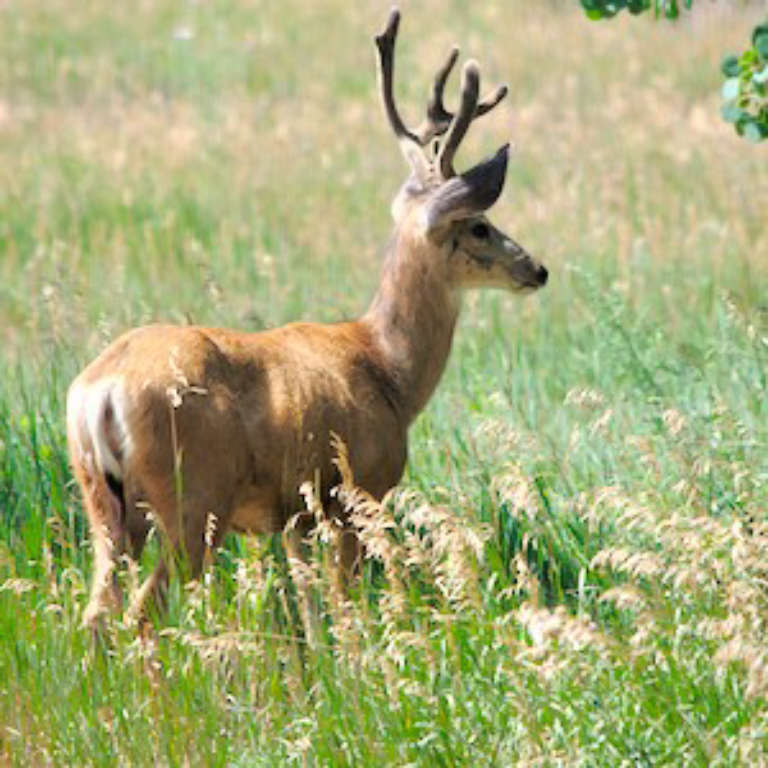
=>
[67,8,548,633]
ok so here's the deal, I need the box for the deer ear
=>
[422,144,509,232]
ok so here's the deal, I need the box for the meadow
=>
[1,0,767,764]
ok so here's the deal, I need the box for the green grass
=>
[2,0,768,764]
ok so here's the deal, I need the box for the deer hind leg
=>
[126,474,229,627]
[73,460,127,632]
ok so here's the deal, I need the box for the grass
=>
[1,0,768,764]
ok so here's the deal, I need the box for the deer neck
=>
[362,229,460,423]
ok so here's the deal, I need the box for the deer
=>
[66,8,548,637]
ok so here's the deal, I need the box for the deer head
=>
[375,8,548,293]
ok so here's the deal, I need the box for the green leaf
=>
[586,9,604,20]
[743,121,765,143]
[665,0,679,20]
[753,65,768,85]
[741,48,758,67]
[721,54,740,78]
[752,24,768,52]
[754,29,768,61]
[721,104,744,124]
[721,77,740,103]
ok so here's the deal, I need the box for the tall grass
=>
[1,0,767,764]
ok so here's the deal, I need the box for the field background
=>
[1,0,768,765]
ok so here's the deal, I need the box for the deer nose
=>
[537,265,548,286]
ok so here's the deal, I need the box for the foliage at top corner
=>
[721,23,768,143]
[579,0,692,20]
[579,1,768,142]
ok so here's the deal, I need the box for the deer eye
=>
[470,222,490,240]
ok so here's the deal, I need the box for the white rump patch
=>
[67,377,132,480]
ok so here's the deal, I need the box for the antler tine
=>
[437,60,480,179]
[415,46,459,144]
[475,84,508,117]
[374,8,419,147]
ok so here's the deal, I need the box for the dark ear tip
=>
[493,144,510,175]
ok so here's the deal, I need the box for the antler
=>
[374,9,419,148]
[374,7,508,181]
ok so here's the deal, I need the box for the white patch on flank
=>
[67,377,132,480]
